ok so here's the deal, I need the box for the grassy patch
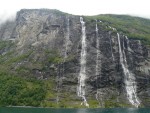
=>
[0,72,46,107]
[84,14,150,45]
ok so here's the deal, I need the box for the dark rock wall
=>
[0,9,150,107]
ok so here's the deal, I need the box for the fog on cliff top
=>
[0,0,150,23]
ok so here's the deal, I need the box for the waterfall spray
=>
[95,20,101,106]
[77,17,89,107]
[117,33,140,107]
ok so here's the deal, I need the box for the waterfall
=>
[117,33,140,107]
[60,18,71,80]
[95,20,100,78]
[95,20,101,105]
[77,17,89,107]
[64,18,70,59]
[108,25,115,61]
[109,33,115,61]
[125,36,132,51]
[62,18,70,77]
[56,18,70,105]
[56,64,60,104]
[63,17,70,76]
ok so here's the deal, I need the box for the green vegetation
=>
[104,98,130,108]
[0,72,45,106]
[0,14,150,108]
[5,51,32,65]
[0,70,132,108]
[0,41,13,50]
[85,14,150,45]
[0,41,140,108]
[44,49,64,64]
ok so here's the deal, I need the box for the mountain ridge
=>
[0,9,150,108]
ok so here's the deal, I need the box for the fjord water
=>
[1,107,150,113]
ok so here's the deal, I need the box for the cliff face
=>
[0,9,150,108]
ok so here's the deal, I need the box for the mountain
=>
[0,9,150,108]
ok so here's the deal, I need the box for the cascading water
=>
[56,18,70,105]
[117,33,140,107]
[64,18,70,59]
[77,17,89,107]
[109,33,115,61]
[95,20,101,104]
[62,18,70,77]
[56,65,60,104]
[125,36,132,51]
[95,20,100,78]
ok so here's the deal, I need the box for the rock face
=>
[0,9,150,108]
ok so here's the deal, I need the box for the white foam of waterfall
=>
[125,36,132,51]
[117,33,140,107]
[95,20,100,77]
[77,17,89,107]
[95,20,101,105]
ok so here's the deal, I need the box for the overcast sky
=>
[0,0,150,22]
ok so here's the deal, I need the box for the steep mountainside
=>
[0,9,150,108]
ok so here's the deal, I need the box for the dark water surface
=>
[0,107,150,113]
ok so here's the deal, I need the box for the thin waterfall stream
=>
[77,17,89,107]
[64,18,70,60]
[95,20,101,106]
[117,33,140,107]
[56,18,70,105]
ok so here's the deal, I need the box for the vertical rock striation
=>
[0,9,150,107]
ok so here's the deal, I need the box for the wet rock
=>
[0,9,150,107]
